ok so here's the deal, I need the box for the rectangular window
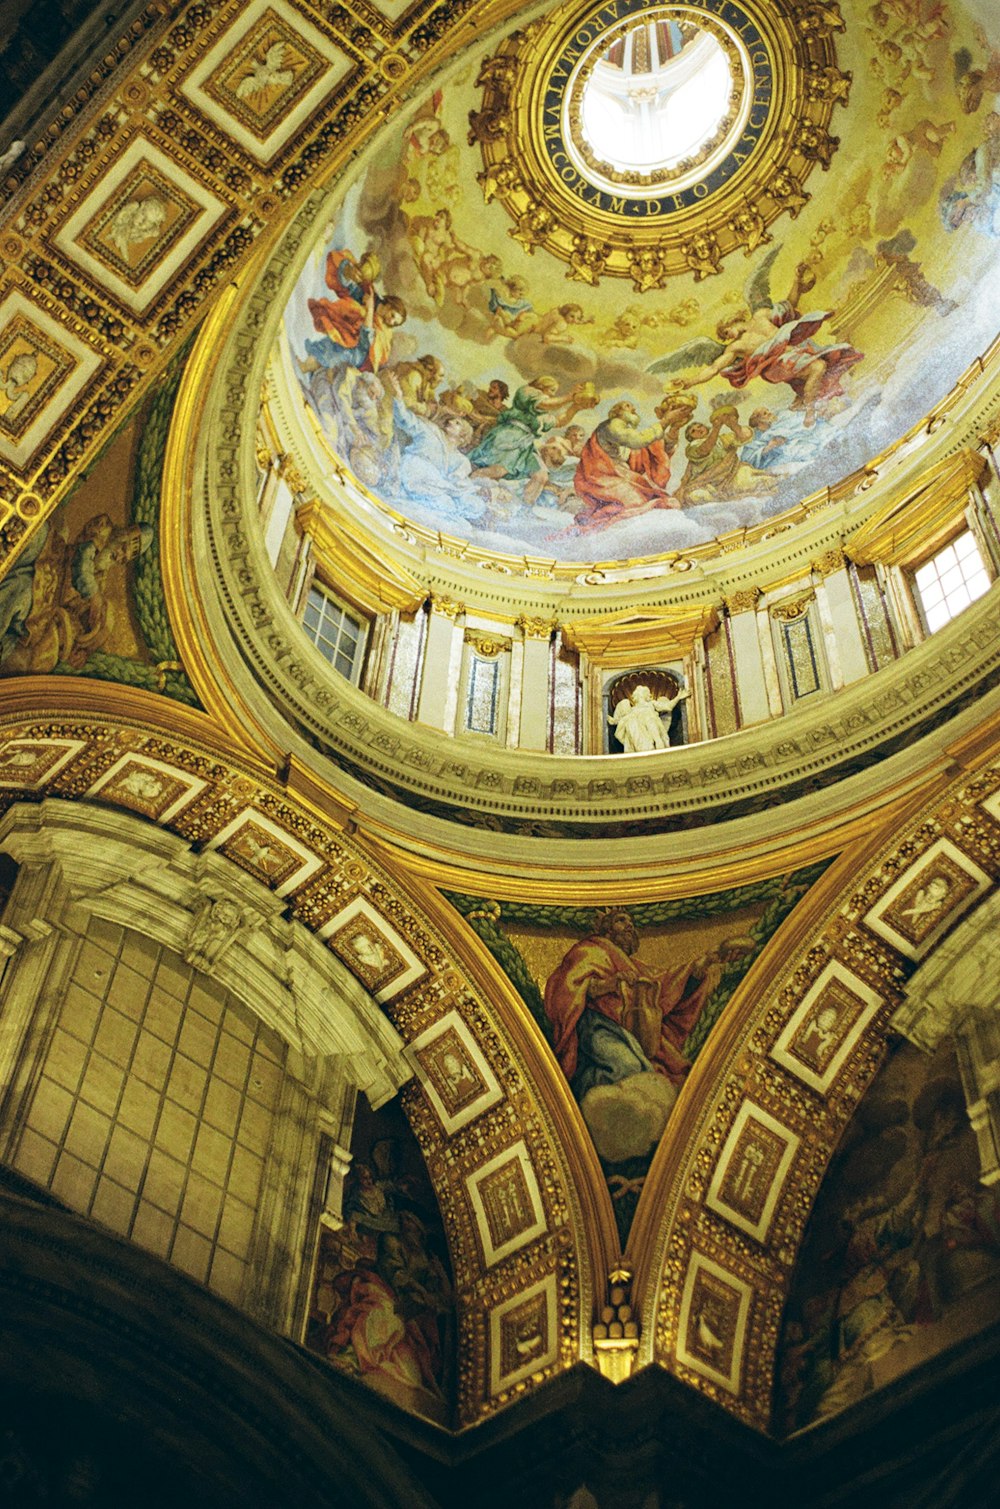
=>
[913,530,991,634]
[301,585,367,684]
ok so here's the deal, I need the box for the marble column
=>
[518,617,555,752]
[417,597,464,732]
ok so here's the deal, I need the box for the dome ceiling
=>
[276,0,1000,567]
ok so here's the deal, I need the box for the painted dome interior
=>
[270,0,1000,571]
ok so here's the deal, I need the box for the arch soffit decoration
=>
[1,690,1000,1427]
[0,0,999,1439]
[0,690,592,1426]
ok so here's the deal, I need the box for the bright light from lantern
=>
[580,23,733,174]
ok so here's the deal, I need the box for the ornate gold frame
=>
[472,0,849,288]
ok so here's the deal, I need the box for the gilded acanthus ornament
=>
[725,587,762,615]
[517,616,555,640]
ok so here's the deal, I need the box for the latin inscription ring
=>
[471,0,850,289]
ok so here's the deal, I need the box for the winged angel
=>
[649,249,862,426]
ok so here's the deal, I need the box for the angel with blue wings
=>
[649,251,862,426]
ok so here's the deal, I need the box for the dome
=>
[268,0,1000,570]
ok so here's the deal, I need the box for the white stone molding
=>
[0,801,409,1111]
[892,889,1000,1185]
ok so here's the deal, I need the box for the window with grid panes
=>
[301,585,367,683]
[912,530,992,634]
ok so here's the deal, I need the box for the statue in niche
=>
[608,679,688,753]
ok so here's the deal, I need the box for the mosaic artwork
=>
[279,0,1000,564]
[449,860,828,1243]
[706,1100,800,1244]
[489,1274,559,1395]
[0,356,197,706]
[863,835,991,960]
[467,1141,547,1266]
[305,1097,455,1425]
[407,1008,504,1135]
[776,1039,1000,1431]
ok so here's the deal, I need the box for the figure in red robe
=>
[543,909,754,1095]
[303,249,406,374]
[573,397,694,532]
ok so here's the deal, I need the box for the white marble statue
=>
[608,682,689,753]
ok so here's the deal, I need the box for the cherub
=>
[488,274,532,333]
[882,118,955,179]
[898,874,951,924]
[954,27,1000,115]
[515,303,592,344]
[649,248,863,426]
[605,309,642,347]
[0,350,38,424]
[108,195,166,259]
[409,207,477,303]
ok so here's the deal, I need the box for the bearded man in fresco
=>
[572,395,695,532]
[543,909,753,1099]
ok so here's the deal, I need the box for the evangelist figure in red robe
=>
[304,249,406,374]
[544,909,753,1097]
[573,397,694,532]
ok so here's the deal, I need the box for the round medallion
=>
[472,0,848,288]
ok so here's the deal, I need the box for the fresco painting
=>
[281,0,1000,565]
[305,1096,455,1424]
[449,862,827,1245]
[777,1039,1000,1432]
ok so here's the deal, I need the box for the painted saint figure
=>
[303,249,406,375]
[543,909,753,1098]
[468,376,594,505]
[572,396,695,531]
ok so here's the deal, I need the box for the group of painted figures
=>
[296,243,863,542]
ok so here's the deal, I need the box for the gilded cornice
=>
[560,605,721,665]
[846,449,990,567]
[297,499,426,614]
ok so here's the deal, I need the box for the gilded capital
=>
[769,592,815,622]
[812,546,846,576]
[724,587,761,615]
[517,615,555,640]
[465,628,511,657]
[432,596,465,620]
